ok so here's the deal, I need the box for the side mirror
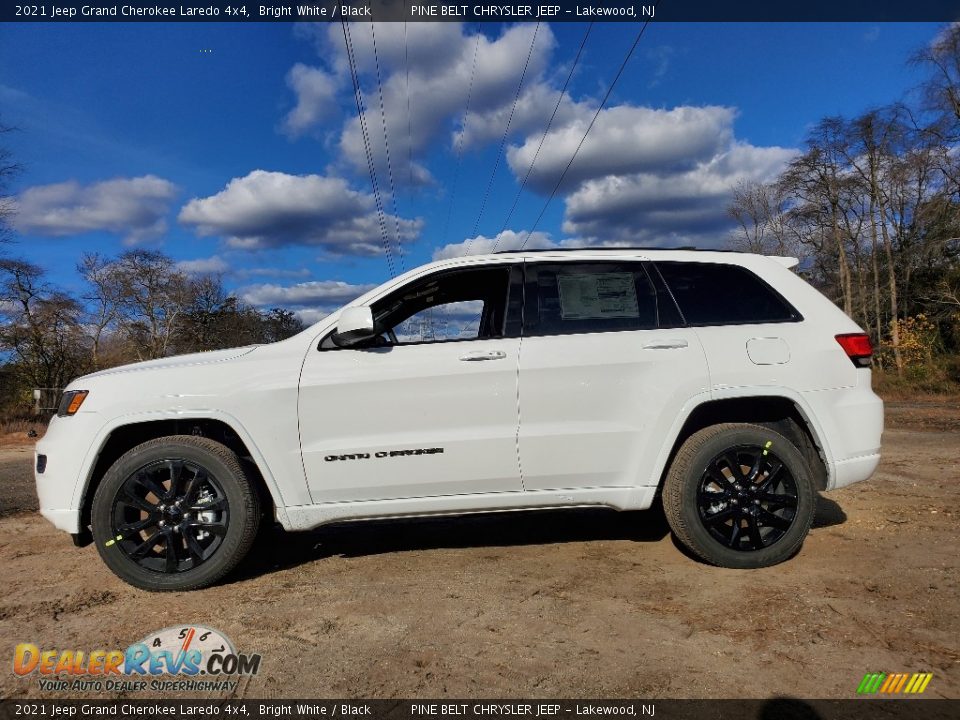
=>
[333,306,376,347]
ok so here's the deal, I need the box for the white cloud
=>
[236,266,312,279]
[454,81,580,151]
[178,170,422,255]
[432,229,556,260]
[240,278,373,328]
[562,143,798,246]
[13,175,177,244]
[288,23,557,188]
[287,23,800,252]
[506,105,736,194]
[177,255,230,275]
[294,307,331,326]
[239,279,377,307]
[282,64,339,137]
[645,45,677,88]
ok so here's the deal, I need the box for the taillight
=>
[835,333,873,368]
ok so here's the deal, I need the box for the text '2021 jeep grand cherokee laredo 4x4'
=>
[35,249,883,590]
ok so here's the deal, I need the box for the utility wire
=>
[465,22,541,254]
[520,17,656,251]
[439,26,482,246]
[341,18,396,277]
[493,22,593,252]
[370,20,406,272]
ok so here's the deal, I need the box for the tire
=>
[91,435,260,591]
[662,423,815,569]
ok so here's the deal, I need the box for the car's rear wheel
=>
[662,423,815,568]
[91,435,260,591]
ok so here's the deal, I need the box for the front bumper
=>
[35,411,105,534]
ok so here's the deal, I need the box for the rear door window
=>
[524,262,660,336]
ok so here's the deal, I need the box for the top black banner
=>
[4,0,960,23]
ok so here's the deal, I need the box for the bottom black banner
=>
[0,700,957,720]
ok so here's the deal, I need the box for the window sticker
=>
[557,272,639,319]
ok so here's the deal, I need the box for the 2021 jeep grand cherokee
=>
[35,249,883,590]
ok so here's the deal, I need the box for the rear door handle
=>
[459,350,507,361]
[642,339,689,350]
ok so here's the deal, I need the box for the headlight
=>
[57,390,89,417]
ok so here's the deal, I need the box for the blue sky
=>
[0,21,946,323]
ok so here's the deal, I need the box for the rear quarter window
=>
[655,261,801,325]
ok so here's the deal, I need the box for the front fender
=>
[70,409,302,528]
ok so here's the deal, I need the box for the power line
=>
[341,18,396,277]
[520,17,656,251]
[465,22,541,253]
[369,20,406,273]
[440,26,482,246]
[493,22,593,251]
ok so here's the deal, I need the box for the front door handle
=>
[459,350,507,361]
[642,339,689,350]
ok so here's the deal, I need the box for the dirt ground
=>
[0,402,957,700]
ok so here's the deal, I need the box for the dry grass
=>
[0,418,46,446]
[872,366,960,401]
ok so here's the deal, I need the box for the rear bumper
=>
[832,452,882,490]
[802,377,884,490]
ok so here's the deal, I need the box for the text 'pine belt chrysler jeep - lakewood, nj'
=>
[35,249,884,591]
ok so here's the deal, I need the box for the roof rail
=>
[492,245,742,254]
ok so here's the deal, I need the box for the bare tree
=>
[0,258,87,390]
[779,118,858,318]
[843,108,908,371]
[78,253,123,370]
[112,250,192,360]
[0,119,22,244]
[912,23,960,140]
[727,180,796,256]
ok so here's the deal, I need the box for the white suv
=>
[35,249,883,590]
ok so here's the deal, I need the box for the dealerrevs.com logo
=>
[13,625,261,693]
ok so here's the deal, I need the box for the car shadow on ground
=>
[233,495,848,583]
[812,493,847,529]
[233,505,672,582]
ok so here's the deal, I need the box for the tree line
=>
[727,25,960,382]
[0,249,304,414]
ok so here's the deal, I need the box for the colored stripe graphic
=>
[894,674,909,693]
[857,672,932,694]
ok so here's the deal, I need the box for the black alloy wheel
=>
[92,435,260,591]
[662,423,816,569]
[110,459,230,574]
[696,445,799,552]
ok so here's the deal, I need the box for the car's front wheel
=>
[662,423,815,568]
[91,435,260,591]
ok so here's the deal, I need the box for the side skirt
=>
[278,486,658,532]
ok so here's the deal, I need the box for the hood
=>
[78,345,261,381]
